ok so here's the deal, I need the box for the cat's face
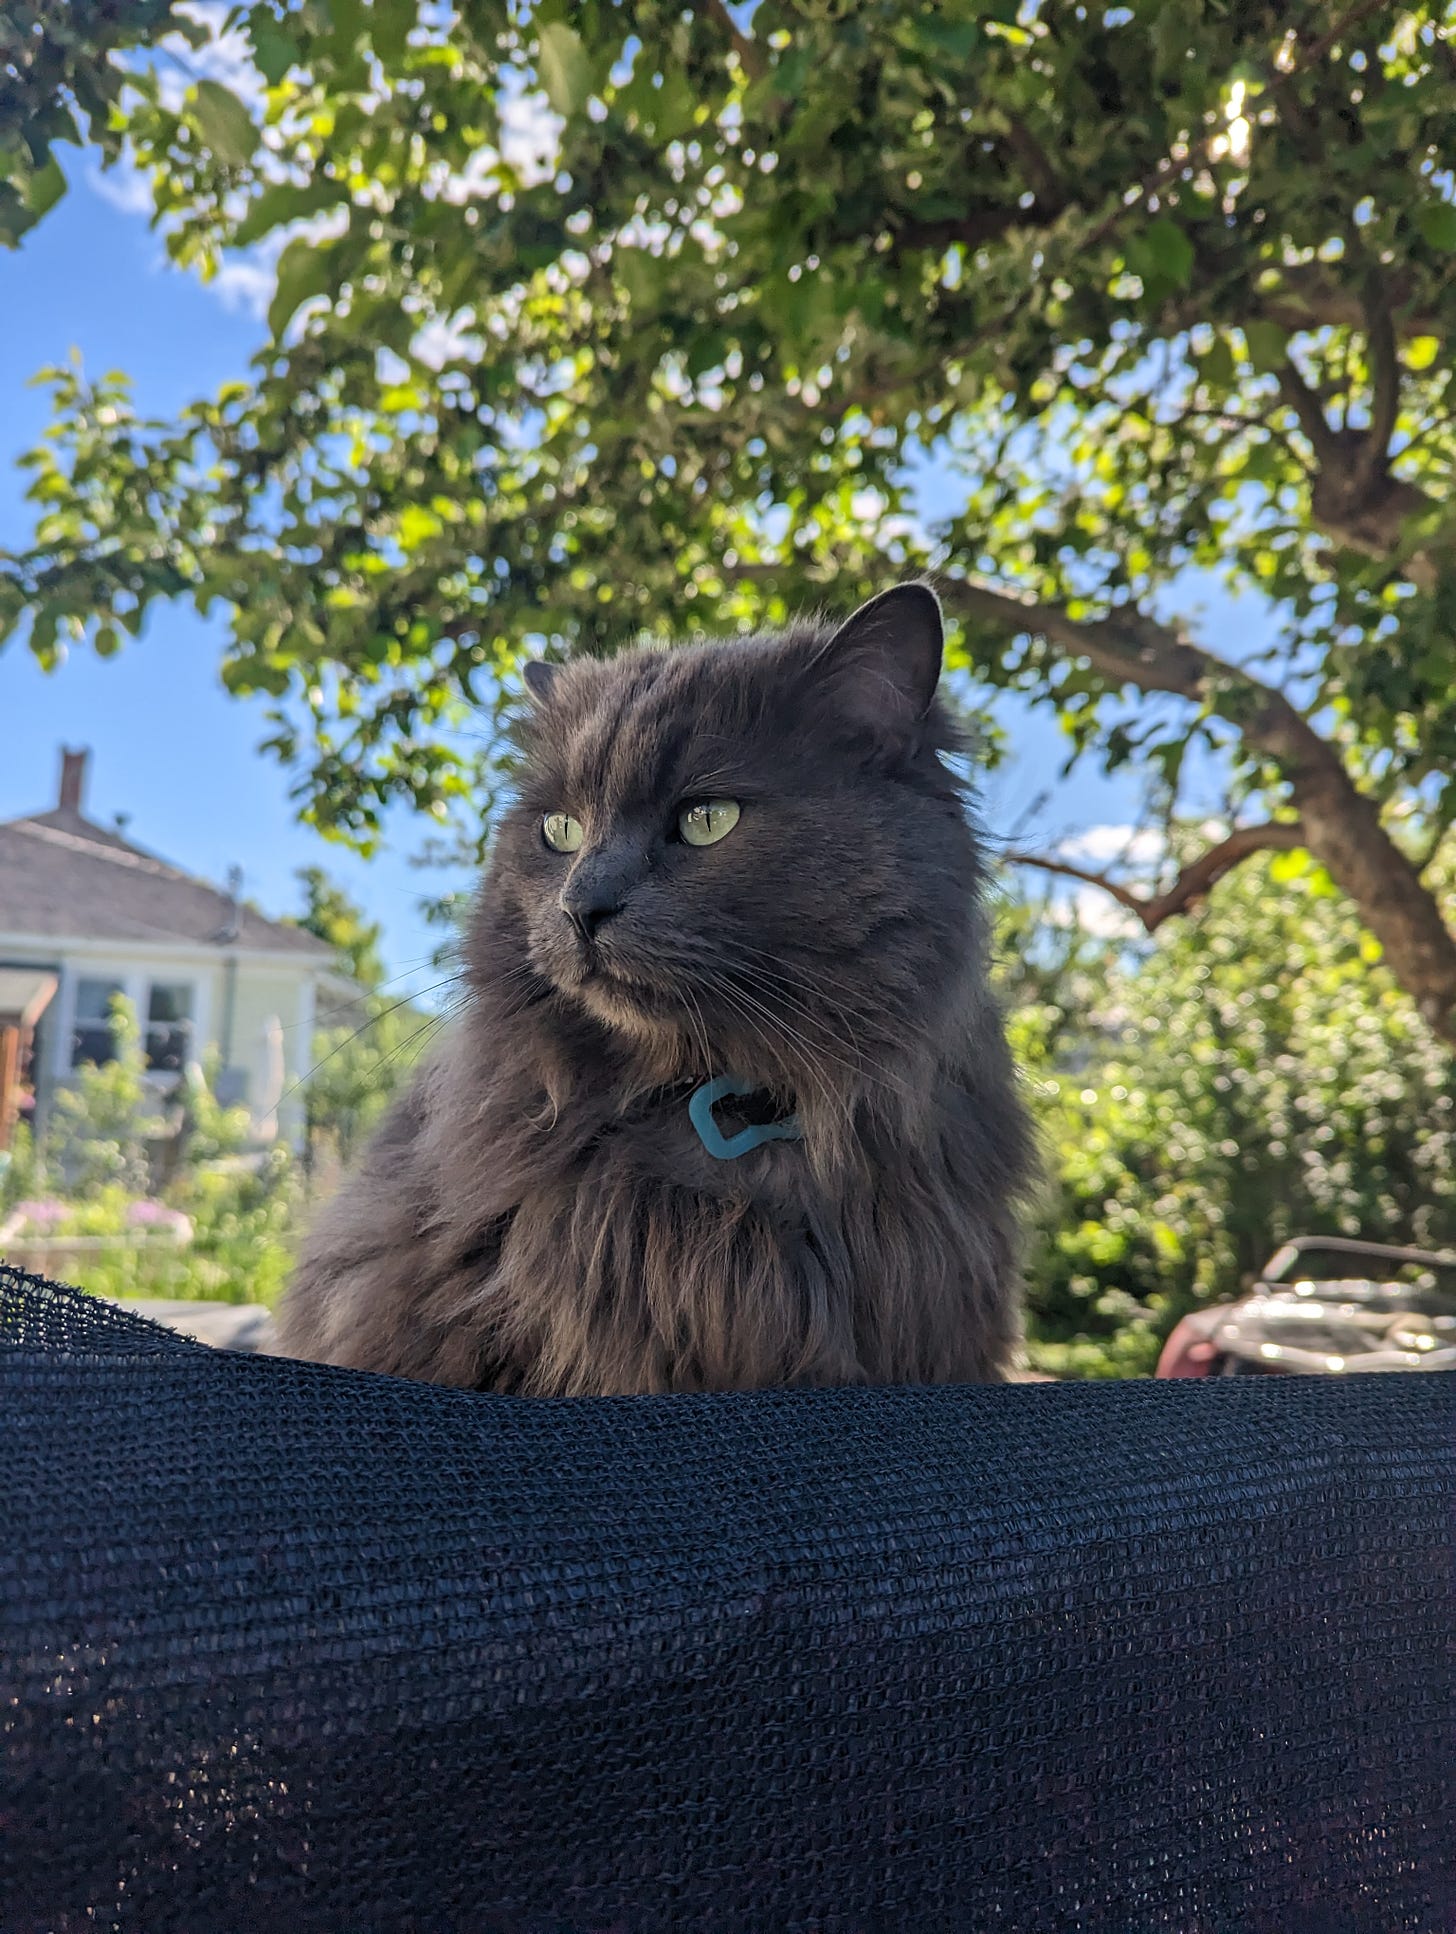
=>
[483,587,983,1084]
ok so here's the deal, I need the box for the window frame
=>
[69,975,127,1070]
[61,968,204,1082]
[143,980,196,1076]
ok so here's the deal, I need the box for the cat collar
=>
[688,1075,802,1161]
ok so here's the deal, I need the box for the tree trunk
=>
[939,577,1456,1049]
[1247,689,1456,1047]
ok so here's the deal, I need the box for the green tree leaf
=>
[24,156,67,223]
[1198,335,1236,389]
[1243,318,1289,371]
[191,80,258,169]
[1129,217,1194,289]
[247,12,299,86]
[369,0,417,64]
[235,178,348,247]
[267,237,336,336]
[537,22,592,118]
[1415,200,1456,252]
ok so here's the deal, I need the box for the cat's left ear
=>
[522,659,561,702]
[816,583,943,739]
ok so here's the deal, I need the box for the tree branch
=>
[1292,0,1389,70]
[1246,268,1441,342]
[998,114,1066,217]
[1005,825,1308,933]
[936,577,1208,697]
[697,0,765,79]
[889,202,1049,257]
[1275,358,1345,469]
[934,573,1456,1042]
[1356,271,1401,493]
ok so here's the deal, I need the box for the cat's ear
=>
[813,583,944,740]
[522,659,561,702]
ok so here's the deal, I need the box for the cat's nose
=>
[560,880,621,942]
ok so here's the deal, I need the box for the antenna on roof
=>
[219,864,244,944]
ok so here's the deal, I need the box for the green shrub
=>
[1003,851,1456,1377]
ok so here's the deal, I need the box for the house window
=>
[71,977,124,1068]
[145,982,194,1074]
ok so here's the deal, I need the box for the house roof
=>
[0,806,334,960]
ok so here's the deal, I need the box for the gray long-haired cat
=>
[278,585,1036,1394]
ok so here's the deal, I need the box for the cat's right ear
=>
[812,583,943,742]
[522,660,561,703]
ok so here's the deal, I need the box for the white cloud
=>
[1056,822,1165,869]
[88,162,155,216]
[208,258,276,317]
[160,3,265,110]
[205,208,349,324]
[1006,821,1157,941]
[1032,883,1143,941]
[1065,889,1144,941]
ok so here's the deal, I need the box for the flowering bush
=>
[0,998,299,1307]
[3,1194,193,1240]
[6,1198,69,1232]
[124,1199,192,1237]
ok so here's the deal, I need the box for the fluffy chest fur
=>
[285,1044,1023,1395]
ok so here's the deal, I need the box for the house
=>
[0,748,354,1150]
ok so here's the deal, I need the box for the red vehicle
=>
[1155,1237,1456,1378]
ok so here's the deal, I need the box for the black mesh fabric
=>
[2,1263,1453,1934]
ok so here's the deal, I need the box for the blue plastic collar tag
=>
[688,1075,802,1161]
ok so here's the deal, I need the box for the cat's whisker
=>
[697,976,834,1124]
[710,959,917,1107]
[681,980,713,1079]
[287,977,463,1106]
[640,938,869,1078]
[362,1009,455,1090]
[722,947,909,1037]
[696,968,856,1136]
[714,943,899,1035]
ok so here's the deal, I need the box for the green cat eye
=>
[542,811,584,853]
[678,799,741,847]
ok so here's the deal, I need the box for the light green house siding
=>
[214,961,317,1143]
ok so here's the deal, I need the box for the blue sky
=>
[0,89,1275,977]
[0,170,475,992]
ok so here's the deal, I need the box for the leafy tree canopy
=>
[0,0,198,245]
[5,0,1456,1038]
[292,862,387,988]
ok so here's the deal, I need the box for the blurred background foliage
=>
[1003,843,1456,1374]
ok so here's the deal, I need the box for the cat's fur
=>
[278,585,1036,1394]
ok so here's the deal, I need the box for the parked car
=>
[1155,1237,1456,1378]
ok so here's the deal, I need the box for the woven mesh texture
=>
[2,1264,1453,1933]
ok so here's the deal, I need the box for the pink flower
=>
[12,1199,68,1229]
[125,1200,189,1232]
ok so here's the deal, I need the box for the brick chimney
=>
[58,746,90,814]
